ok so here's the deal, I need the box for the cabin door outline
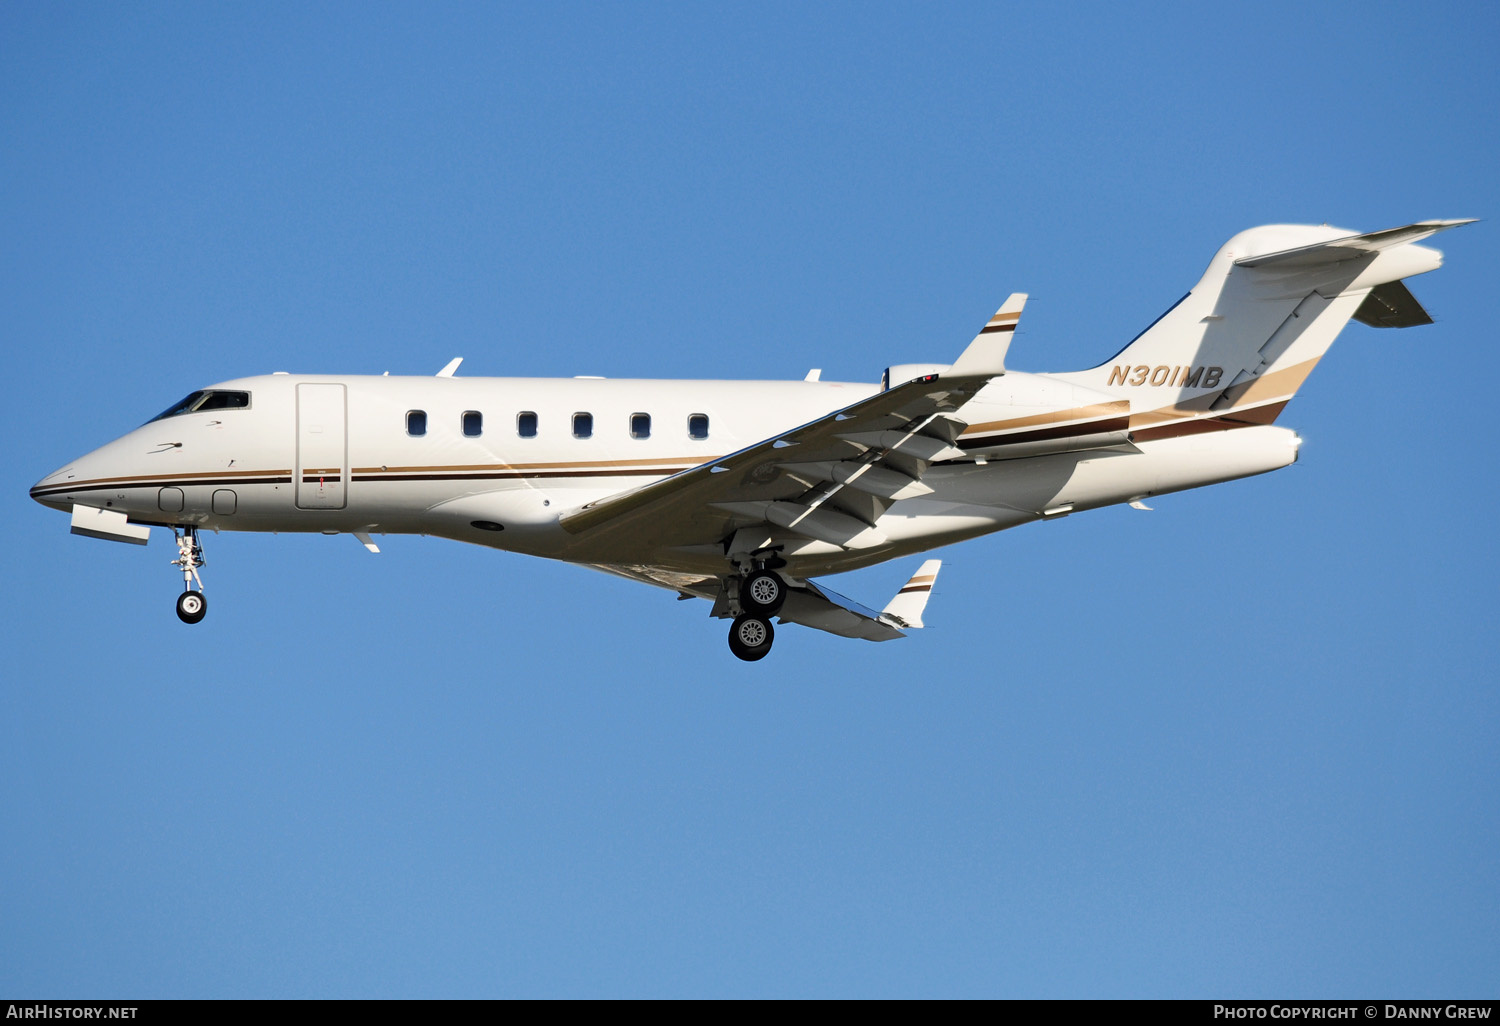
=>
[295,383,348,510]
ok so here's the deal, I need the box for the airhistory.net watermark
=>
[6,1008,137,1020]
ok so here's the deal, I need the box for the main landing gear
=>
[740,569,787,618]
[728,614,775,662]
[171,526,207,624]
[726,568,787,662]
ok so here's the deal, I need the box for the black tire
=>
[727,615,774,662]
[176,590,207,625]
[741,570,787,616]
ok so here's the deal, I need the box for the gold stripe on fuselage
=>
[32,455,725,497]
[961,401,1131,437]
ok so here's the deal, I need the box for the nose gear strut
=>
[171,526,208,624]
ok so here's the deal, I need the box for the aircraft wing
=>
[560,297,1026,553]
[559,370,989,551]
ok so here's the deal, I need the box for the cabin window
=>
[688,413,709,440]
[462,411,483,437]
[517,411,537,438]
[406,410,427,436]
[631,413,651,439]
[148,390,251,422]
[573,412,593,439]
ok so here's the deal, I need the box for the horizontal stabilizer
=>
[1235,219,1474,269]
[1353,280,1434,328]
[881,559,941,629]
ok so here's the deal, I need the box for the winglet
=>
[881,559,941,629]
[947,293,1027,378]
[436,357,463,377]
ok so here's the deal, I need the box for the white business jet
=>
[31,221,1469,660]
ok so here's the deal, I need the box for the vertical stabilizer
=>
[1053,220,1470,436]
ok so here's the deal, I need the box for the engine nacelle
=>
[882,363,951,391]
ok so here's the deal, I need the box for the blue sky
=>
[3,1,1496,997]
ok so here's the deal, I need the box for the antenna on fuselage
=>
[436,357,463,377]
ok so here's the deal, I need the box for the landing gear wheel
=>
[176,590,207,624]
[728,615,774,662]
[170,526,208,624]
[741,570,787,617]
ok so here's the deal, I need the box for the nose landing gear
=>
[176,589,207,624]
[171,526,207,624]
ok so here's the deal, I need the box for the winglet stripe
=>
[881,559,943,628]
[948,293,1027,378]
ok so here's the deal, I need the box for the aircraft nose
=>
[31,462,81,511]
[33,429,157,514]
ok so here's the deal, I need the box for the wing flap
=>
[776,581,906,642]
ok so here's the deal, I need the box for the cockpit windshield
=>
[148,390,251,422]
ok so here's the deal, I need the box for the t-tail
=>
[1053,220,1473,438]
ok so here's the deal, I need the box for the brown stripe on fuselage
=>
[33,465,686,497]
[33,455,719,498]
[1219,357,1320,409]
[31,475,293,498]
[1127,358,1319,429]
[963,401,1130,436]
[1215,401,1289,426]
[34,467,294,490]
[355,467,675,483]
[1130,401,1290,442]
[351,455,707,475]
[958,416,1131,450]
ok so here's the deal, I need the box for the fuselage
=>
[31,370,1300,580]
